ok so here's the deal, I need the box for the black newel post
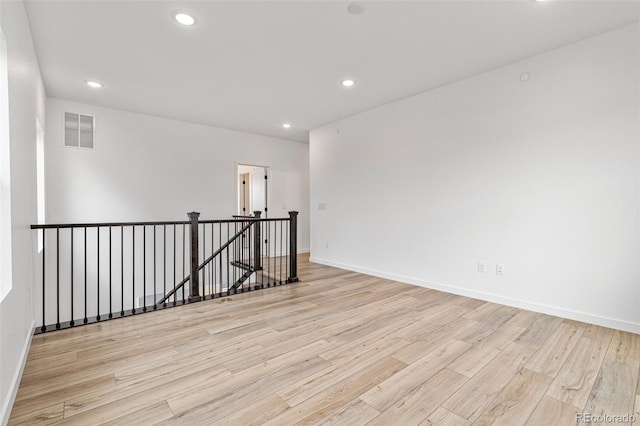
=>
[287,211,299,283]
[188,212,202,302]
[253,211,262,270]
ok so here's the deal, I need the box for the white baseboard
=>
[310,257,640,334]
[298,248,310,254]
[1,320,35,426]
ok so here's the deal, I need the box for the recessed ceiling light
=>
[341,79,356,87]
[520,72,531,82]
[175,13,195,26]
[282,123,292,129]
[86,81,103,88]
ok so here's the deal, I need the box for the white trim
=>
[0,26,11,303]
[0,320,35,425]
[310,257,640,334]
[298,248,310,254]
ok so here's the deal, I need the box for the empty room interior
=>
[1,0,639,425]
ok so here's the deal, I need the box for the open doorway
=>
[236,164,268,218]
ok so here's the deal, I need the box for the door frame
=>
[234,162,270,218]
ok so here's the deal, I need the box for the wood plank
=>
[360,339,471,412]
[167,340,333,416]
[100,401,174,426]
[277,338,407,408]
[635,394,640,424]
[21,351,77,376]
[168,356,333,425]
[525,396,581,426]
[7,402,64,426]
[17,346,178,398]
[546,337,609,409]
[366,369,469,426]
[455,306,518,344]
[391,317,478,361]
[568,321,614,343]
[62,364,231,419]
[264,357,407,426]
[419,407,471,426]
[449,324,525,377]
[506,310,541,329]
[515,314,563,348]
[203,392,289,426]
[473,368,552,426]
[581,360,637,422]
[454,297,487,310]
[606,330,640,367]
[526,322,584,377]
[318,321,414,363]
[10,374,116,419]
[462,301,505,322]
[442,342,536,421]
[313,398,379,426]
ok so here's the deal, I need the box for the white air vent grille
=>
[64,112,94,149]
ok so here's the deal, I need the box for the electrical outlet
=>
[318,203,327,211]
[496,264,505,276]
[478,261,487,273]
[325,242,329,249]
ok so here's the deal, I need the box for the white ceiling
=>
[24,1,639,142]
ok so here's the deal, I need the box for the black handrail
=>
[31,217,293,230]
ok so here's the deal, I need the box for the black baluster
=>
[280,220,283,285]
[109,226,112,319]
[143,226,147,312]
[233,222,237,286]
[56,228,60,329]
[153,225,157,310]
[226,223,230,293]
[201,224,205,298]
[70,229,74,326]
[132,226,136,314]
[246,220,250,292]
[173,224,176,306]
[211,222,215,297]
[84,227,88,324]
[41,230,46,333]
[120,226,124,317]
[97,227,100,321]
[285,218,289,284]
[253,212,262,289]
[219,223,222,296]
[266,221,270,288]
[182,224,185,303]
[163,225,166,307]
[260,221,264,289]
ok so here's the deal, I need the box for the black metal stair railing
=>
[30,211,299,334]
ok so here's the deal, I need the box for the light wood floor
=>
[9,254,640,425]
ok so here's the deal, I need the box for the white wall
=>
[0,1,46,423]
[45,98,310,251]
[310,24,640,333]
